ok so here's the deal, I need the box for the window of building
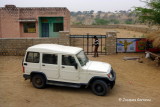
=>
[62,55,76,66]
[43,54,57,64]
[53,23,63,32]
[23,23,36,33]
[26,52,40,63]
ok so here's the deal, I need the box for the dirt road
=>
[0,53,160,107]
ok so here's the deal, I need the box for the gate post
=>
[106,31,118,54]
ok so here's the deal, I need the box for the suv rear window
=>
[43,54,57,64]
[26,52,40,63]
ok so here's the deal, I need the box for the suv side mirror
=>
[74,63,78,69]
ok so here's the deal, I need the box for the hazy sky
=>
[0,0,145,12]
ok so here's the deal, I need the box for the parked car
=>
[22,44,116,96]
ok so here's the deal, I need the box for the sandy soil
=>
[0,53,160,107]
[70,28,145,38]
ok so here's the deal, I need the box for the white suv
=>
[23,44,116,96]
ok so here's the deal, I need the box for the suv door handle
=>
[24,63,27,66]
[62,66,65,68]
[42,64,45,66]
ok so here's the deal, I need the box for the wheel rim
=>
[35,78,42,86]
[95,84,104,93]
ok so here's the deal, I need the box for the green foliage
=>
[93,18,109,25]
[134,0,160,25]
[110,19,120,24]
[141,34,146,38]
[103,47,107,51]
[125,19,134,24]
[72,22,83,25]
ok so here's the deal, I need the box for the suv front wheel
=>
[91,80,109,96]
[32,74,46,89]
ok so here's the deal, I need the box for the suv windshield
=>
[76,51,89,66]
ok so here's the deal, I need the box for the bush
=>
[93,18,109,25]
[125,19,134,24]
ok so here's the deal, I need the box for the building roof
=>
[0,5,69,11]
[27,44,83,55]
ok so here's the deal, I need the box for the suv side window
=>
[43,54,57,64]
[26,52,40,63]
[62,55,76,66]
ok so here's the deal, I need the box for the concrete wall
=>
[0,32,69,56]
[71,25,119,29]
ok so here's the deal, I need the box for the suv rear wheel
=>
[91,80,109,96]
[32,74,46,89]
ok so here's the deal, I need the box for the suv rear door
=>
[41,53,59,79]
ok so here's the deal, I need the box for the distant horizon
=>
[0,0,146,12]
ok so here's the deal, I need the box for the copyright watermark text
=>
[119,98,151,102]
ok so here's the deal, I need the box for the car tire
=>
[91,80,109,96]
[32,74,46,89]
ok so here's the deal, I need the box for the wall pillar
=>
[106,31,118,54]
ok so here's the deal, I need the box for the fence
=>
[70,34,117,55]
[70,35,107,55]
[3,35,159,56]
[0,34,117,56]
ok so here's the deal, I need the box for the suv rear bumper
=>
[23,74,30,80]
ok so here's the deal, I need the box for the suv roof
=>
[27,44,83,54]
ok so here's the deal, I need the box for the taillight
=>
[22,66,25,73]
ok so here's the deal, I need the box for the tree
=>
[89,10,94,14]
[134,0,160,26]
[134,0,160,48]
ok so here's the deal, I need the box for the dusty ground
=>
[0,53,160,107]
[70,28,145,38]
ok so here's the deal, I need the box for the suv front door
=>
[60,55,79,81]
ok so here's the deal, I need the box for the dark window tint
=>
[62,55,76,66]
[26,52,39,63]
[43,54,57,64]
[23,23,36,33]
[53,23,63,32]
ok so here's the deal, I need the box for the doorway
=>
[42,23,49,37]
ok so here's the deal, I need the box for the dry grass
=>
[70,28,146,38]
[147,31,160,47]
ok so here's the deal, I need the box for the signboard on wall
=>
[28,28,36,33]
[136,38,146,52]
[117,39,137,52]
[116,38,160,53]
